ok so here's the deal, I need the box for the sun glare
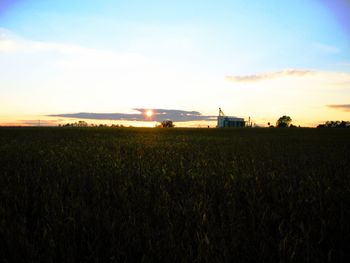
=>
[146,110,153,118]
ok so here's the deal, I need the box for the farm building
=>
[217,108,245,128]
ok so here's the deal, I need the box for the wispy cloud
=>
[0,27,144,65]
[0,120,60,126]
[48,109,216,122]
[327,104,350,112]
[226,69,314,83]
[314,43,340,54]
[0,27,88,54]
[336,61,350,67]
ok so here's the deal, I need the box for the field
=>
[0,127,349,262]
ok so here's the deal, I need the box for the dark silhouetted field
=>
[0,127,349,262]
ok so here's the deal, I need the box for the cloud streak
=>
[314,43,340,54]
[0,120,60,127]
[327,104,350,112]
[0,27,88,54]
[0,27,145,65]
[226,69,314,82]
[48,109,216,122]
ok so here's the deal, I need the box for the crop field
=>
[0,127,349,262]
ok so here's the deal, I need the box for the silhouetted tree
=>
[339,121,348,128]
[317,120,350,128]
[276,115,292,128]
[158,120,175,128]
[62,121,88,127]
[77,121,88,127]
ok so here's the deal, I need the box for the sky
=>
[0,0,349,127]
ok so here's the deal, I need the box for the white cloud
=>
[226,69,314,82]
[226,69,350,88]
[313,43,340,54]
[0,27,145,63]
[336,61,350,67]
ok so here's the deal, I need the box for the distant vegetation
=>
[276,115,292,127]
[156,120,175,128]
[0,127,349,262]
[60,117,350,129]
[317,120,350,128]
[60,120,125,128]
[61,120,177,128]
[268,115,297,128]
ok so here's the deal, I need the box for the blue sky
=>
[0,0,349,126]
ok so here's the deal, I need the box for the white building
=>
[217,108,245,128]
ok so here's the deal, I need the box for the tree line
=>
[317,121,350,128]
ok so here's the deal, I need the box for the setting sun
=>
[145,110,153,118]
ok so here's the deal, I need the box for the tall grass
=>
[0,127,349,262]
